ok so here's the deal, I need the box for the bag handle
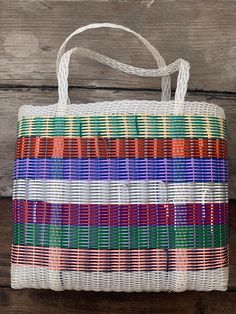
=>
[56,23,171,102]
[57,46,190,115]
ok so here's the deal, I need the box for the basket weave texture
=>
[11,23,229,292]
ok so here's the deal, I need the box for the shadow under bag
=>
[11,23,229,292]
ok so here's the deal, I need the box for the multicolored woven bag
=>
[11,23,229,292]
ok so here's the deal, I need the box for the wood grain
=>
[0,197,235,312]
[1,1,236,312]
[0,87,235,197]
[1,288,236,314]
[0,0,236,91]
[0,199,11,287]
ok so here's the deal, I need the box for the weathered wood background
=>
[0,0,236,312]
[0,0,236,197]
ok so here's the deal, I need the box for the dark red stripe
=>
[13,200,228,227]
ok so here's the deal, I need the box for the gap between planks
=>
[0,84,236,99]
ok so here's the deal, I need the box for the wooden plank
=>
[1,287,236,314]
[0,0,236,91]
[0,196,236,289]
[0,198,11,287]
[0,88,236,197]
[1,198,235,312]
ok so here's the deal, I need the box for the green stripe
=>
[17,116,226,139]
[13,224,228,249]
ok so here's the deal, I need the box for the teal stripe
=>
[13,223,228,249]
[17,116,226,139]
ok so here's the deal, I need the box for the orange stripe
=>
[15,137,228,159]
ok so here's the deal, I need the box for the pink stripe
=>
[11,245,229,271]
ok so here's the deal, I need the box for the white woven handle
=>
[57,47,190,115]
[56,23,171,101]
[56,23,190,115]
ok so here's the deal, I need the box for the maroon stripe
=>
[13,200,228,227]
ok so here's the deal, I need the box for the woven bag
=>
[11,23,229,292]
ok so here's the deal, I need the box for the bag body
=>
[11,23,228,292]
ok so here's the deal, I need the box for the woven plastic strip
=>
[56,23,172,102]
[11,23,229,292]
[16,138,228,159]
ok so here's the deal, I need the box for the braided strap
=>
[57,47,190,115]
[56,23,171,102]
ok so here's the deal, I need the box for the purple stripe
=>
[14,158,228,182]
[13,200,228,227]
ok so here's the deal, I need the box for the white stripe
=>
[18,100,225,119]
[13,179,228,204]
[11,265,228,292]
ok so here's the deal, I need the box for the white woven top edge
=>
[18,100,226,120]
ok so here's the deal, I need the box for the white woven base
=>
[18,100,225,119]
[11,265,228,292]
